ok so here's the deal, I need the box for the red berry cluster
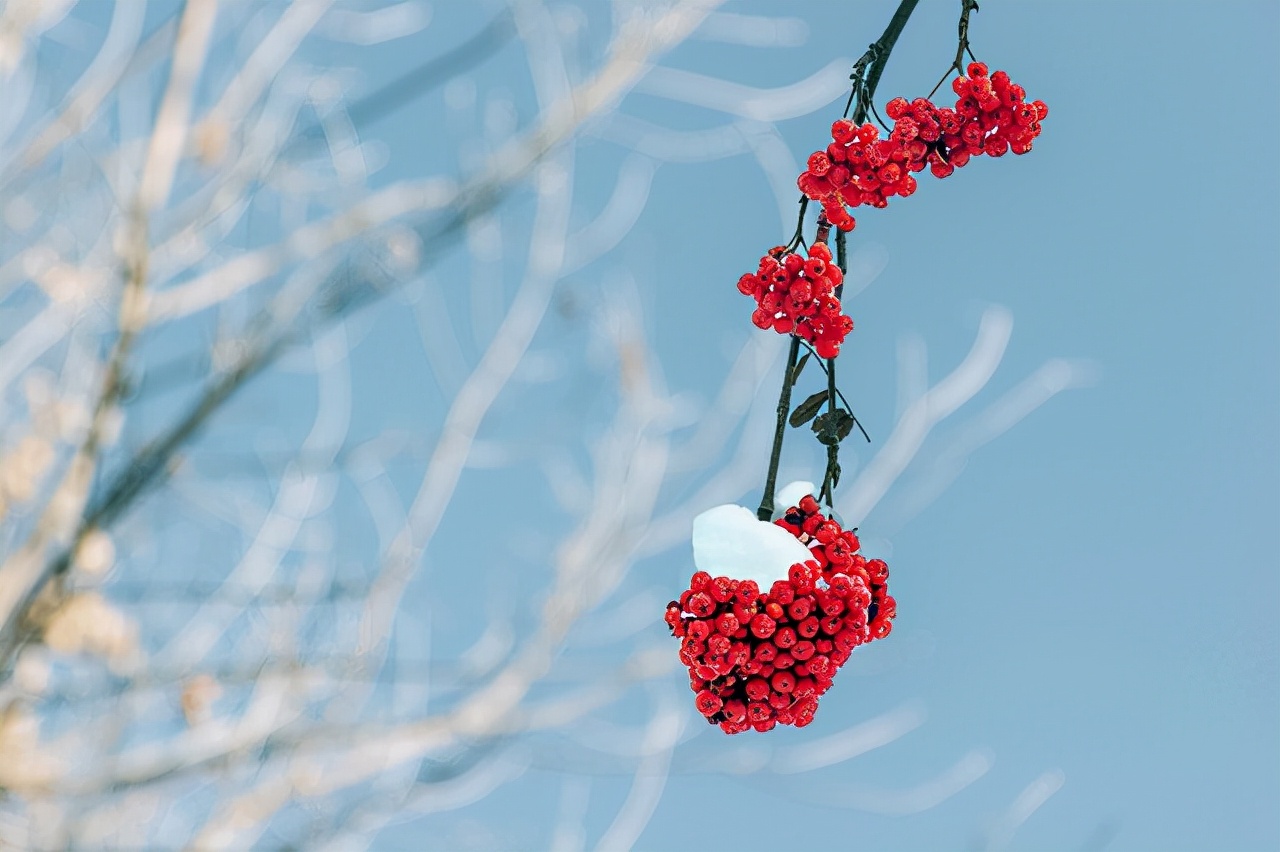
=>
[666,496,896,733]
[796,63,1047,231]
[735,240,853,358]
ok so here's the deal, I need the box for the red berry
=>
[750,613,777,639]
[831,119,856,144]
[695,690,723,717]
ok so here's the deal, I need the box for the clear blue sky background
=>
[64,1,1274,849]
[332,1,1280,849]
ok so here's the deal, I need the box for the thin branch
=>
[928,0,980,99]
[0,0,220,670]
[756,336,801,521]
[0,0,719,679]
[846,0,922,123]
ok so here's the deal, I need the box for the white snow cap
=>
[691,503,812,588]
[772,480,816,519]
[772,479,844,527]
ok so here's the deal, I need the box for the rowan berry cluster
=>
[666,496,895,733]
[735,240,853,358]
[796,63,1047,231]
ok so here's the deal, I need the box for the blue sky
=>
[323,1,1280,848]
[18,0,1275,848]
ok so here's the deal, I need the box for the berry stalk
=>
[819,228,850,505]
[757,336,802,521]
[759,1,922,516]
[846,0,923,124]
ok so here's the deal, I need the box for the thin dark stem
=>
[820,351,839,504]
[757,336,802,521]
[820,229,850,503]
[869,99,892,133]
[850,0,921,124]
[798,1,923,245]
[928,0,979,99]
[784,197,810,253]
[834,230,848,298]
[793,340,870,443]
[832,230,872,444]
[758,0,921,514]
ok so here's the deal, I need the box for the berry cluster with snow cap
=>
[736,240,853,358]
[796,63,1047,231]
[667,495,895,733]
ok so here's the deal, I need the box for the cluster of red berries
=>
[796,63,1047,231]
[666,496,896,733]
[735,241,853,358]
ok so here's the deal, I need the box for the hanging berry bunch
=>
[737,240,853,358]
[667,497,895,733]
[796,62,1048,229]
[676,0,1044,733]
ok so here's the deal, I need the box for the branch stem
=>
[820,228,849,504]
[928,0,979,98]
[759,1,921,514]
[848,0,922,123]
[757,336,802,521]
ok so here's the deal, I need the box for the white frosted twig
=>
[737,118,803,235]
[550,777,591,852]
[668,334,779,473]
[347,0,722,691]
[2,0,147,173]
[981,769,1066,851]
[73,668,313,793]
[593,696,683,852]
[349,149,574,696]
[312,750,531,852]
[560,153,657,276]
[693,11,809,47]
[633,58,849,121]
[153,323,351,672]
[149,0,721,326]
[886,357,1096,529]
[0,304,74,396]
[840,306,1014,526]
[185,291,674,846]
[201,0,334,133]
[826,748,996,816]
[591,113,753,163]
[136,0,218,213]
[770,702,927,774]
[145,177,457,322]
[0,0,220,657]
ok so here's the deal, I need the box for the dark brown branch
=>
[757,336,803,521]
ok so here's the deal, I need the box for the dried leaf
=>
[789,391,828,428]
[789,352,811,387]
[812,409,855,445]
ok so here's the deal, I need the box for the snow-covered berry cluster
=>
[735,240,853,358]
[796,63,1047,231]
[666,496,895,733]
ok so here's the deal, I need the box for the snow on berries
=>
[736,240,853,359]
[796,64,1047,231]
[667,495,896,733]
